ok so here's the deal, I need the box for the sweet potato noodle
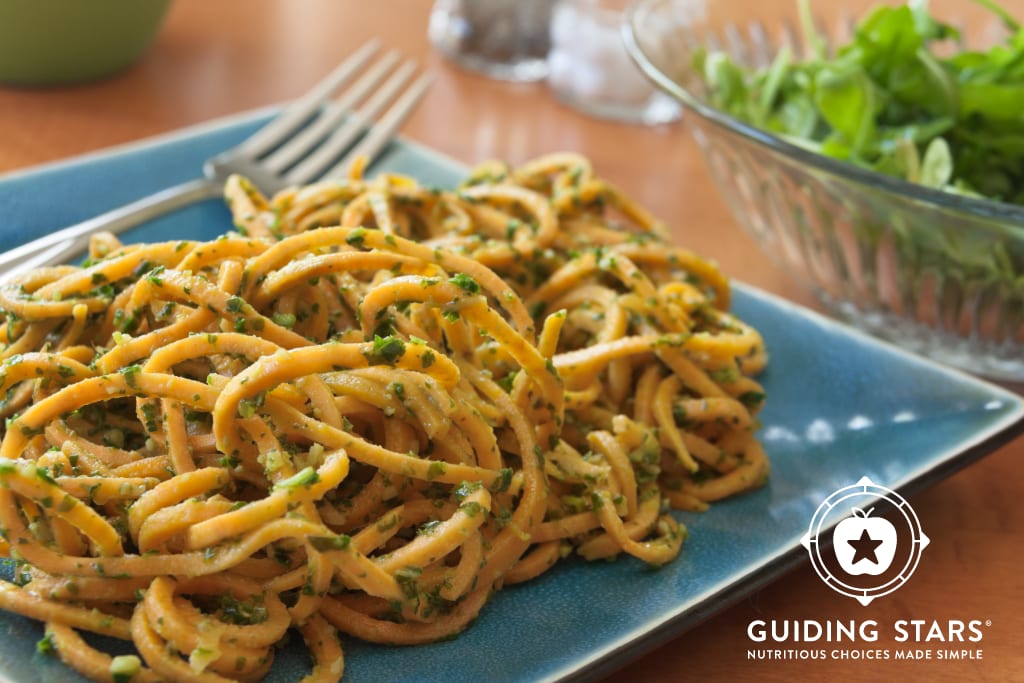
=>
[0,153,769,682]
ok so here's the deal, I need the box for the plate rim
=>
[1,110,1023,683]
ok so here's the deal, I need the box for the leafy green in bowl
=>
[695,0,1024,203]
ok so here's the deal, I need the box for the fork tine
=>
[236,39,380,158]
[263,51,402,173]
[285,60,420,185]
[724,23,749,64]
[705,29,723,55]
[747,20,773,67]
[323,73,432,180]
[781,17,800,54]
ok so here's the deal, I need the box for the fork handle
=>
[0,177,223,282]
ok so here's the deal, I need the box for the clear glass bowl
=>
[623,0,1024,381]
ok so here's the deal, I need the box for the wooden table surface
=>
[1,1,1021,681]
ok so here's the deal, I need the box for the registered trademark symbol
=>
[985,620,992,627]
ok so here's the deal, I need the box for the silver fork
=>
[0,39,431,282]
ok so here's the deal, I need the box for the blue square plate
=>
[1,111,1022,683]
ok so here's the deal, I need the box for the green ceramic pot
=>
[0,0,172,86]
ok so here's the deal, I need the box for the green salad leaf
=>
[696,0,1024,204]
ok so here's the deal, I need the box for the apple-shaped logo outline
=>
[832,506,897,576]
[800,476,930,606]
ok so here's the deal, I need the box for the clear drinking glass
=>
[428,0,552,82]
[547,0,681,124]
